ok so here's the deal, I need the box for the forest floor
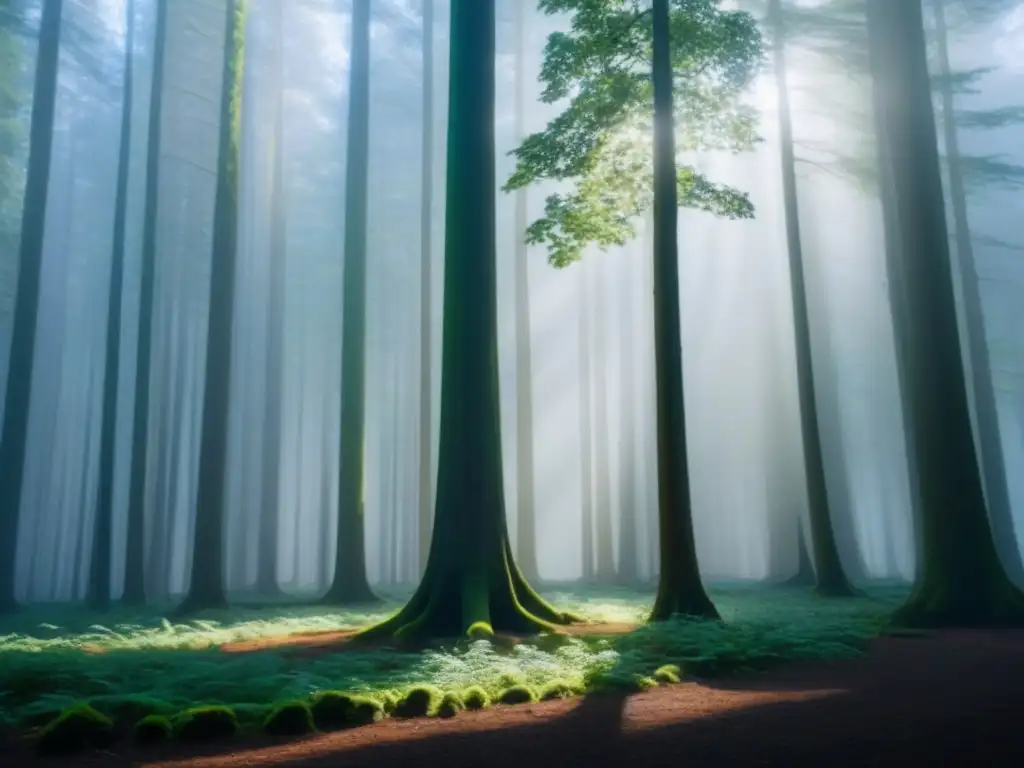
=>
[3,582,973,764]
[6,627,1024,766]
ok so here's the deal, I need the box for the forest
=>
[0,0,1022,764]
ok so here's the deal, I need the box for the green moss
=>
[134,714,172,746]
[172,705,239,742]
[263,700,315,736]
[436,692,464,719]
[378,689,399,714]
[461,685,490,710]
[35,704,115,755]
[634,675,658,691]
[497,671,527,688]
[466,621,495,640]
[537,680,580,701]
[653,664,682,684]
[394,685,442,718]
[90,694,171,724]
[309,691,383,731]
[496,684,537,705]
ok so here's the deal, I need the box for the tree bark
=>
[359,0,574,640]
[178,0,247,614]
[0,0,64,612]
[648,0,718,621]
[123,0,170,606]
[866,0,1024,626]
[323,0,376,604]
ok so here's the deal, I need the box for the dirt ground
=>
[10,629,1024,767]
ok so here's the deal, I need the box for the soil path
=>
[14,629,1024,767]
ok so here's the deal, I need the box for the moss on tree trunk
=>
[359,0,572,641]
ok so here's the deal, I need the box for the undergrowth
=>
[0,585,905,731]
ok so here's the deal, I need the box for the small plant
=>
[394,685,442,718]
[263,700,315,736]
[496,684,537,705]
[461,686,490,710]
[436,692,464,718]
[634,675,658,691]
[497,671,527,689]
[378,690,400,714]
[538,680,579,701]
[172,705,238,742]
[35,704,115,755]
[653,664,682,684]
[310,691,383,731]
[134,714,172,746]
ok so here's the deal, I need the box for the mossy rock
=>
[263,700,315,737]
[134,715,172,746]
[461,686,490,710]
[90,694,170,725]
[436,692,464,719]
[466,621,495,641]
[653,664,682,684]
[496,685,537,705]
[496,672,527,689]
[35,705,115,755]
[310,691,383,731]
[538,680,579,701]
[394,685,442,719]
[172,705,238,742]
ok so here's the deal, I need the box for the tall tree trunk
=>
[866,0,1024,626]
[512,0,538,584]
[361,0,573,640]
[931,0,1022,584]
[123,0,170,606]
[648,0,718,621]
[324,0,376,604]
[256,0,287,597]
[578,260,594,582]
[767,0,853,596]
[319,387,333,589]
[593,260,615,581]
[387,368,401,585]
[89,0,136,611]
[417,0,434,575]
[617,258,639,584]
[0,0,63,612]
[179,0,247,614]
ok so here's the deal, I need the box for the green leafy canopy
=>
[504,0,764,267]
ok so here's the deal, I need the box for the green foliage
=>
[505,0,763,266]
[467,621,495,640]
[653,663,682,683]
[0,586,904,734]
[461,685,491,710]
[537,679,581,700]
[35,704,114,755]
[496,684,537,705]
[394,684,443,718]
[309,691,383,730]
[134,714,172,745]
[436,691,464,718]
[171,705,239,742]
[263,699,316,736]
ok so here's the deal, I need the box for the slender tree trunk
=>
[324,0,376,604]
[361,0,573,640]
[931,0,1022,584]
[578,260,594,582]
[179,0,248,614]
[417,0,434,575]
[123,0,170,606]
[319,387,333,589]
[593,260,615,581]
[256,0,287,597]
[617,257,639,584]
[0,0,63,612]
[866,0,1024,626]
[512,0,539,584]
[767,0,853,596]
[387,369,401,585]
[648,0,718,621]
[88,0,136,610]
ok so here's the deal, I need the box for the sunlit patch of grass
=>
[0,585,906,730]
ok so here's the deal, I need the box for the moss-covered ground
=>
[0,583,907,737]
